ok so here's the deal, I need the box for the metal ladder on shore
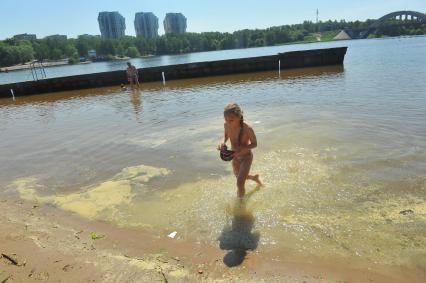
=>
[30,60,47,81]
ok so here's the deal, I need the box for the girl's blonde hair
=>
[224,103,244,144]
[224,103,243,118]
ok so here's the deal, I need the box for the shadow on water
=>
[218,186,261,267]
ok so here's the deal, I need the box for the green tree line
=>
[1,19,425,67]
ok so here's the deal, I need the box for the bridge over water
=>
[341,10,425,39]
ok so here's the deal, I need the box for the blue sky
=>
[0,0,424,39]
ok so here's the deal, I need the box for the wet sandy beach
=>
[2,196,425,283]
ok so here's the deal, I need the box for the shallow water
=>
[1,36,426,272]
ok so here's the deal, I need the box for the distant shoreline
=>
[0,34,424,75]
[0,59,69,72]
[0,55,157,73]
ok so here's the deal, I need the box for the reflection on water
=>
[1,36,426,276]
[0,64,344,107]
[130,88,143,120]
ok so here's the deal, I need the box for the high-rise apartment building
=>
[163,13,187,34]
[134,12,159,38]
[98,11,126,39]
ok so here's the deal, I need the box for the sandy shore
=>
[1,196,425,282]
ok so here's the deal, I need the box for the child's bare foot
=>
[253,174,263,186]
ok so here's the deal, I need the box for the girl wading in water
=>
[219,103,262,199]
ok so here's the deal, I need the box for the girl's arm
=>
[218,123,228,150]
[246,127,257,149]
[223,123,229,144]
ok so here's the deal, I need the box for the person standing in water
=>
[219,103,262,198]
[126,62,140,87]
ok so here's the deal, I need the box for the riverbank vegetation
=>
[0,19,425,67]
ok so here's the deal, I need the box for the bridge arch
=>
[337,10,425,39]
[370,11,426,28]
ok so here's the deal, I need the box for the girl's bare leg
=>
[232,158,241,198]
[247,174,262,185]
[235,154,253,198]
[232,154,262,198]
[232,158,240,178]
